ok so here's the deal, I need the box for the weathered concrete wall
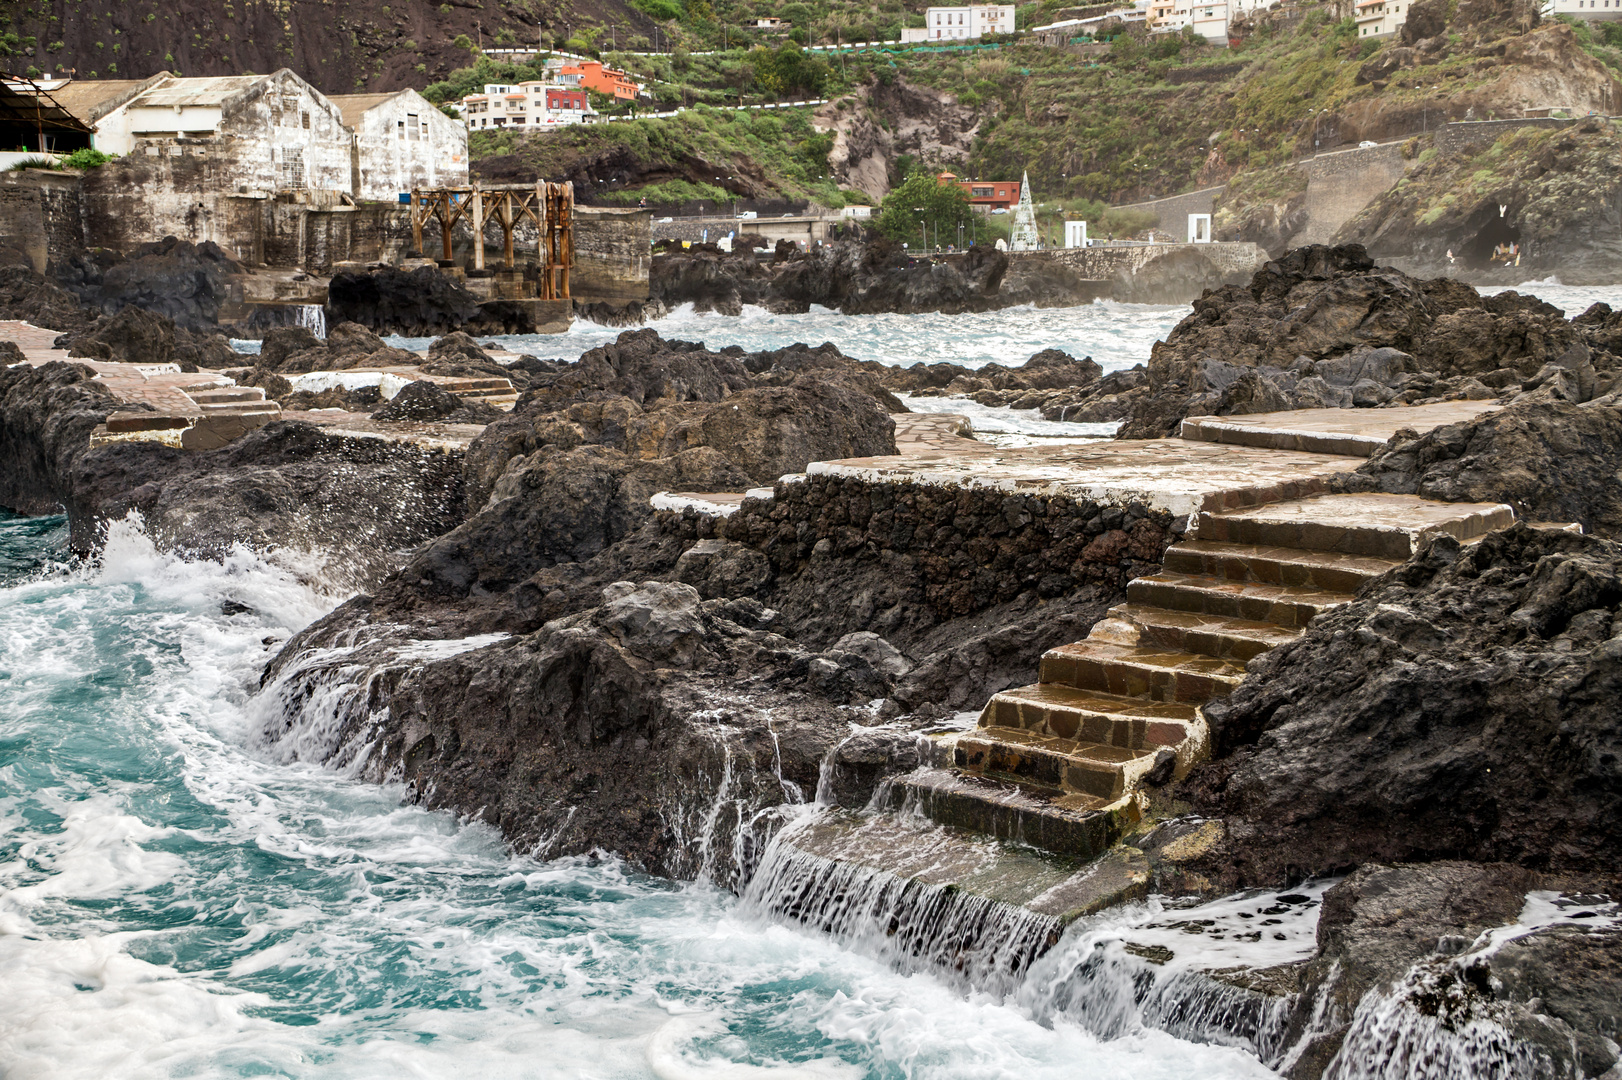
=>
[350,89,469,201]
[1434,117,1577,156]
[574,207,652,303]
[1018,240,1266,279]
[1106,186,1224,235]
[0,171,83,275]
[1292,142,1409,246]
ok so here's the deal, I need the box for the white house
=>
[1150,0,1234,39]
[1541,0,1622,18]
[1355,0,1411,37]
[1190,0,1230,40]
[458,81,593,131]
[902,4,1015,41]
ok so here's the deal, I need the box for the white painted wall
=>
[351,89,468,201]
[1543,0,1622,17]
[923,4,1015,39]
[96,104,224,156]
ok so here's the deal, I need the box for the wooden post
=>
[410,188,424,256]
[559,181,574,299]
[471,183,485,271]
[440,192,454,263]
[500,192,516,268]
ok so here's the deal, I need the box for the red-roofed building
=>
[937,171,1020,212]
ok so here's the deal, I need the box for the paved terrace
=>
[662,401,1500,519]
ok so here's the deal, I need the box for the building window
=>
[279,147,304,189]
[301,112,310,129]
[407,112,420,140]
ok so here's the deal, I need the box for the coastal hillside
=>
[0,0,667,93]
[435,0,1622,267]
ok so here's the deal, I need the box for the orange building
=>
[937,172,1020,212]
[568,61,641,102]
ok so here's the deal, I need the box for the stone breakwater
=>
[668,474,1179,617]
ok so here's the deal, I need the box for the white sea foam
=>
[1,517,1284,1079]
[896,392,1120,447]
[287,371,415,400]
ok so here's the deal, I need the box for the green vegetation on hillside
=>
[470,106,847,206]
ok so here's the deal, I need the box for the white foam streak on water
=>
[895,393,1120,446]
[0,515,1280,1079]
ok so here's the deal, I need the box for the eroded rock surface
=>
[1184,524,1622,885]
[1120,244,1622,437]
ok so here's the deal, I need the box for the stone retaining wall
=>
[574,208,654,303]
[651,215,834,246]
[1292,142,1410,246]
[1015,241,1265,281]
[1105,186,1225,233]
[659,473,1179,618]
[0,170,85,277]
[1434,117,1579,156]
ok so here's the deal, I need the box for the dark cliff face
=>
[10,0,656,95]
[1334,117,1622,286]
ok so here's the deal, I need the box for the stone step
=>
[980,683,1202,750]
[1196,493,1515,559]
[1178,403,1502,457]
[1039,640,1248,703]
[197,401,284,417]
[884,767,1137,861]
[1164,540,1401,593]
[955,726,1160,800]
[776,803,1149,934]
[450,385,518,398]
[187,386,266,404]
[106,410,198,433]
[181,408,281,450]
[1092,602,1302,661]
[432,377,514,392]
[1126,572,1353,629]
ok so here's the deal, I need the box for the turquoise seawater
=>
[0,510,1277,1079]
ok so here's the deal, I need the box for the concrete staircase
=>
[893,492,1515,858]
[431,376,520,411]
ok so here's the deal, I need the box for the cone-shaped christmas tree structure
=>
[1009,170,1040,251]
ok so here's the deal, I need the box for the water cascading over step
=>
[749,492,1517,1017]
[295,304,328,339]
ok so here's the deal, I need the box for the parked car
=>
[991,207,1008,215]
[1358,140,1378,148]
